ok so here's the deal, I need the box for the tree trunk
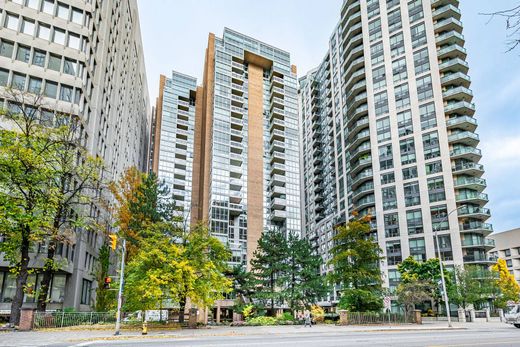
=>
[178,295,186,324]
[37,242,56,312]
[270,273,275,317]
[9,226,31,326]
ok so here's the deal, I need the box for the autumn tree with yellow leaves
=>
[492,258,520,308]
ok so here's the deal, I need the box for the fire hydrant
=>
[142,321,148,335]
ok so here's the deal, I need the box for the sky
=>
[137,0,520,234]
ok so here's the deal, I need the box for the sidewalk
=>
[0,321,510,347]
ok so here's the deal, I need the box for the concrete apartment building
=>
[151,28,301,269]
[300,0,492,307]
[0,0,150,311]
[489,228,520,285]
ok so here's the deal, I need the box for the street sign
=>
[384,296,391,310]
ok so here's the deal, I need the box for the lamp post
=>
[114,238,126,336]
[433,205,466,328]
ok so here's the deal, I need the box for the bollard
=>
[142,321,148,335]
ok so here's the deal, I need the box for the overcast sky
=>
[137,0,520,234]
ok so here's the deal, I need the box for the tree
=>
[450,265,499,310]
[482,5,520,52]
[396,278,435,314]
[284,233,328,313]
[492,258,520,308]
[94,244,116,312]
[229,265,255,304]
[328,217,384,312]
[250,229,289,316]
[0,92,57,325]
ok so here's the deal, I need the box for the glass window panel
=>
[28,76,42,94]
[44,80,58,98]
[0,69,9,87]
[42,0,54,14]
[53,28,66,45]
[11,73,26,90]
[71,8,83,25]
[37,23,51,40]
[1,273,17,302]
[57,2,69,20]
[32,49,46,67]
[26,0,40,9]
[63,58,77,75]
[16,45,31,63]
[5,14,19,31]
[59,84,73,102]
[0,40,15,58]
[22,18,35,36]
[47,54,61,71]
[68,33,80,50]
[50,274,66,303]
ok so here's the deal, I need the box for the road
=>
[3,323,520,347]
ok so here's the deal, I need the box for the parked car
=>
[504,304,520,328]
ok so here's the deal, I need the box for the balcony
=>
[231,106,244,117]
[434,17,463,33]
[232,83,244,94]
[441,72,471,89]
[348,91,368,110]
[348,116,369,140]
[271,185,286,197]
[461,237,495,249]
[452,162,484,177]
[269,118,285,132]
[270,96,285,110]
[271,174,286,186]
[432,4,461,21]
[463,254,497,264]
[431,0,460,7]
[456,191,489,205]
[352,182,374,201]
[270,163,286,176]
[444,100,475,115]
[350,141,371,162]
[231,94,244,106]
[270,197,286,210]
[270,129,285,141]
[271,86,284,98]
[270,151,286,164]
[457,205,491,220]
[460,221,493,234]
[442,86,473,102]
[454,177,486,191]
[349,129,370,149]
[351,169,373,189]
[436,30,465,46]
[347,103,369,127]
[270,210,287,221]
[437,44,467,60]
[354,194,376,211]
[450,146,481,161]
[439,58,469,75]
[232,72,243,82]
[350,155,372,176]
[448,131,479,147]
[344,44,364,70]
[346,79,367,101]
[232,61,244,71]
[344,68,365,90]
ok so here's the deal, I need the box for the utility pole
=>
[114,238,126,335]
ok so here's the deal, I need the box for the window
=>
[42,0,54,15]
[409,238,426,261]
[420,102,437,130]
[388,270,401,293]
[431,204,449,231]
[44,80,58,98]
[47,54,61,71]
[426,160,442,175]
[37,23,51,40]
[16,45,31,63]
[423,131,440,159]
[367,0,380,18]
[1,272,17,302]
[81,279,92,305]
[387,8,402,33]
[427,176,445,202]
[60,85,73,102]
[392,58,407,83]
[387,0,400,9]
[41,110,54,126]
[411,23,427,48]
[390,32,405,57]
[384,213,400,238]
[0,40,15,58]
[394,83,410,108]
[50,274,66,303]
[53,28,66,45]
[382,186,397,210]
[402,166,418,180]
[416,75,433,101]
[5,14,19,31]
[407,209,423,235]
[397,109,413,137]
[26,0,39,9]
[381,172,395,185]
[0,69,9,87]
[21,18,35,36]
[408,0,424,23]
[436,235,453,261]
[505,249,512,257]
[371,42,384,66]
[32,49,46,67]
[404,181,420,207]
[71,7,84,25]
[372,65,386,90]
[379,144,393,171]
[374,91,389,116]
[57,2,69,20]
[68,33,80,50]
[63,58,77,75]
[387,241,402,265]
[28,77,42,94]
[377,117,391,143]
[400,138,416,165]
[414,48,430,74]
[11,73,26,90]
[369,18,382,41]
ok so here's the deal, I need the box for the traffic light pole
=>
[114,238,126,335]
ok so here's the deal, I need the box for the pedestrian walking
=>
[304,309,312,327]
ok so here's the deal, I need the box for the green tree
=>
[450,265,499,310]
[328,217,384,312]
[396,278,435,313]
[284,233,328,313]
[250,229,289,316]
[492,258,520,308]
[94,243,116,311]
[0,93,56,325]
[229,265,255,304]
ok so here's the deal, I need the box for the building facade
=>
[300,0,492,304]
[151,28,301,269]
[0,0,150,311]
[489,228,520,286]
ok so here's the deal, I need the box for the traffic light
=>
[109,234,117,250]
[103,277,112,289]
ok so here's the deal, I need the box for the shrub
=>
[242,304,255,319]
[278,312,294,321]
[311,305,325,324]
[246,316,277,326]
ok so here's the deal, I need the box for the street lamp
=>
[433,204,466,328]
